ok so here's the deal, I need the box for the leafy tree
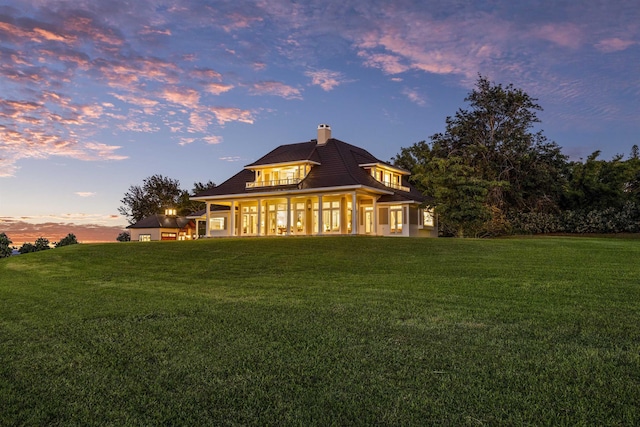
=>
[34,237,51,251]
[119,175,216,224]
[0,233,13,258]
[395,75,566,236]
[119,175,186,224]
[55,233,78,248]
[563,149,640,211]
[116,231,131,242]
[19,242,36,254]
[179,180,217,215]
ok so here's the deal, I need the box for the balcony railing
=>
[246,178,302,189]
[382,181,410,192]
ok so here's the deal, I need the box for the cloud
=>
[203,135,222,144]
[530,23,583,49]
[402,88,426,106]
[219,156,241,162]
[205,82,235,95]
[250,81,302,99]
[209,106,255,125]
[305,69,350,91]
[161,87,201,108]
[594,38,637,53]
[75,192,96,197]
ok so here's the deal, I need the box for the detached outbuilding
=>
[127,210,197,242]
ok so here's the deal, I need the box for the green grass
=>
[1,236,639,425]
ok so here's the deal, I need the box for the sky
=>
[0,0,638,244]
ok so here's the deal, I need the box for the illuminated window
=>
[421,209,434,227]
[210,217,226,230]
[139,234,151,242]
[161,232,177,240]
[390,205,403,233]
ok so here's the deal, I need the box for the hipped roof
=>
[126,214,193,229]
[194,138,427,203]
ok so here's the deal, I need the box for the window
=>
[242,206,258,235]
[161,232,177,240]
[139,234,151,242]
[322,201,341,232]
[390,205,403,233]
[421,209,434,227]
[210,217,226,230]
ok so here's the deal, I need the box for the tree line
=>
[0,233,78,258]
[394,76,640,237]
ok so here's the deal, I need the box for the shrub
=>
[55,233,79,248]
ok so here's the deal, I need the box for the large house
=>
[189,125,437,238]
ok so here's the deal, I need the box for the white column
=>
[286,197,291,236]
[257,198,262,236]
[372,197,377,236]
[351,192,357,235]
[317,195,323,235]
[205,203,211,237]
[230,201,236,236]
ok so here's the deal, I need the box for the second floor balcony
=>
[246,177,302,189]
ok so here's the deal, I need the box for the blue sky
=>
[0,0,638,243]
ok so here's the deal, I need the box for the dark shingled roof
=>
[127,214,193,229]
[194,138,427,203]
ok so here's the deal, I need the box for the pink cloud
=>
[250,81,302,99]
[594,38,637,53]
[305,69,350,91]
[209,107,254,125]
[161,87,201,108]
[531,23,583,49]
[205,83,235,95]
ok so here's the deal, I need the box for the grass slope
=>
[1,237,639,425]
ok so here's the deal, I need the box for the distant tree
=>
[116,231,131,242]
[19,242,37,254]
[0,233,13,258]
[55,233,78,248]
[34,237,51,251]
[631,144,639,160]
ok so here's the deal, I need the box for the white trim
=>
[244,160,321,170]
[191,185,394,201]
[358,162,411,175]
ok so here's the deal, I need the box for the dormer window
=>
[361,162,410,192]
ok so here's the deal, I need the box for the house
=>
[190,125,437,238]
[127,209,197,241]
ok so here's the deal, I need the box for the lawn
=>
[1,236,639,425]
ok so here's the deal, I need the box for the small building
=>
[127,209,197,242]
[190,125,436,238]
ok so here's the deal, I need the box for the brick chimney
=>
[317,124,331,145]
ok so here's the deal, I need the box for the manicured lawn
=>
[1,237,639,425]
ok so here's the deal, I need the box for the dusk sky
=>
[0,0,638,244]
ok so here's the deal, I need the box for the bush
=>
[116,231,131,242]
[509,202,640,235]
[55,233,79,248]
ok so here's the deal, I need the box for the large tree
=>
[395,75,567,236]
[119,175,216,224]
[119,175,186,224]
